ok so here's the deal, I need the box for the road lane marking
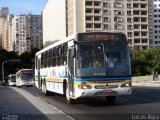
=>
[49,104,76,120]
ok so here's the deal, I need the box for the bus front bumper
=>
[74,86,132,99]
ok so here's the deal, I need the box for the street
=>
[0,85,74,120]
[0,85,160,120]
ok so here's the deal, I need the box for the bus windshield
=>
[76,42,131,77]
[21,72,34,80]
[11,76,16,82]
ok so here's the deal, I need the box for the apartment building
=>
[12,15,28,54]
[43,0,153,49]
[132,0,154,49]
[1,17,9,50]
[27,15,43,50]
[0,7,9,49]
[0,7,9,18]
[6,14,14,51]
[11,14,42,54]
[153,0,160,47]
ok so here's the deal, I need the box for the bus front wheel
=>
[65,85,76,104]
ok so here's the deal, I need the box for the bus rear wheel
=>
[106,96,116,104]
[65,85,76,104]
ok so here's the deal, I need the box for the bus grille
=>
[94,84,118,89]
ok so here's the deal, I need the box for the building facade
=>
[153,0,160,47]
[0,7,9,49]
[0,7,9,18]
[29,15,43,50]
[11,14,42,54]
[43,0,154,49]
[42,0,66,47]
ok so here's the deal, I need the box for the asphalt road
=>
[0,85,160,120]
[21,86,160,120]
[0,85,74,120]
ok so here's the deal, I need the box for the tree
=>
[19,51,32,68]
[131,47,160,76]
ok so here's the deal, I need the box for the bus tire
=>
[65,84,76,104]
[106,96,116,104]
[42,80,49,96]
[63,80,67,96]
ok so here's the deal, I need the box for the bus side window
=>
[52,48,57,67]
[63,43,68,66]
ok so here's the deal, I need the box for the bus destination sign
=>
[78,33,126,42]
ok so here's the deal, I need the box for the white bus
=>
[35,32,132,104]
[16,69,34,87]
[8,74,16,86]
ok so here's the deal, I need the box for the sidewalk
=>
[132,75,160,87]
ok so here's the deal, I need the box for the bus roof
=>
[16,69,33,73]
[36,32,126,56]
[36,34,76,56]
[8,74,16,76]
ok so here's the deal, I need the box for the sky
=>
[0,0,47,15]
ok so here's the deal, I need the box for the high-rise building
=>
[11,14,42,54]
[0,7,9,18]
[1,17,8,50]
[153,0,160,47]
[29,15,43,49]
[0,7,9,49]
[43,0,154,49]
[7,14,14,51]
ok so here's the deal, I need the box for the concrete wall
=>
[132,75,160,82]
[42,0,66,48]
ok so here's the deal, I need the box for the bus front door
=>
[37,58,41,88]
[67,47,75,98]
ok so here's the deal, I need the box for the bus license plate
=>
[95,89,115,96]
[103,90,112,93]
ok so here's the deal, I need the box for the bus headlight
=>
[78,85,92,89]
[121,83,132,87]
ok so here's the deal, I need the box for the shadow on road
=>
[0,86,50,120]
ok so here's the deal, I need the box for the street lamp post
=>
[1,59,21,82]
[2,61,7,82]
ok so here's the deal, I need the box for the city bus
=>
[16,69,34,87]
[8,74,16,86]
[35,32,132,104]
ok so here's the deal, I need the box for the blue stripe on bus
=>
[74,77,131,82]
[34,76,68,78]
[34,75,47,78]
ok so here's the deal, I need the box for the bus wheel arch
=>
[63,80,67,95]
[65,82,76,104]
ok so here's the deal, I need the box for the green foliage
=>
[0,48,38,79]
[131,47,160,76]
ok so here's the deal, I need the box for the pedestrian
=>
[155,71,159,81]
[152,70,155,81]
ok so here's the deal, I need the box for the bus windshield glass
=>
[11,76,16,82]
[76,43,131,77]
[21,72,34,80]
